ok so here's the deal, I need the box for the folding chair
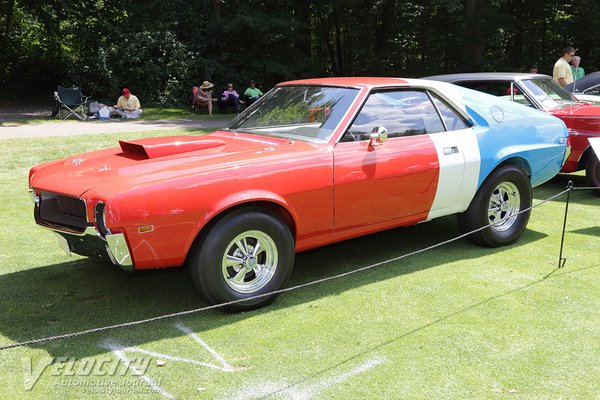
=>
[53,86,90,120]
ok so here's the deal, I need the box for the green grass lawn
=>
[0,130,599,399]
[139,107,237,121]
[0,107,236,126]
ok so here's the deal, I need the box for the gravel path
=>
[0,118,232,139]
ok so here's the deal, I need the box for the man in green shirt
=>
[571,56,585,81]
[244,80,263,105]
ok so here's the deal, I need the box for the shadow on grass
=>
[570,226,600,237]
[0,215,549,358]
[534,173,598,207]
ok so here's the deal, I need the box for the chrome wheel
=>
[190,207,294,312]
[458,165,531,247]
[221,230,278,294]
[488,181,520,232]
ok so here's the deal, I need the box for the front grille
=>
[36,191,88,231]
[57,195,87,218]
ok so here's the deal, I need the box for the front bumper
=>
[562,145,572,167]
[30,189,133,271]
[49,226,133,271]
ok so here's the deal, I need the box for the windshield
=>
[520,79,578,110]
[226,86,359,142]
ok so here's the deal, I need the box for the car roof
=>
[278,77,410,88]
[274,76,471,120]
[424,72,550,82]
[565,71,600,92]
[276,76,468,98]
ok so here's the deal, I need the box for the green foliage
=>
[74,30,190,106]
[2,0,599,104]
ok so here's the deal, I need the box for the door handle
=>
[443,146,459,155]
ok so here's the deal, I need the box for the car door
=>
[333,89,479,232]
[425,92,480,220]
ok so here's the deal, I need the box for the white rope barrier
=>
[0,185,584,351]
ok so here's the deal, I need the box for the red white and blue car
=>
[29,77,568,311]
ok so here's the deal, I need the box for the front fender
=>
[196,189,300,238]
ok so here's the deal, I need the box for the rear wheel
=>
[585,154,600,197]
[188,207,294,312]
[458,165,532,247]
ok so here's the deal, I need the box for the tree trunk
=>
[373,0,396,74]
[212,0,221,21]
[460,0,487,71]
[335,24,344,75]
[0,0,16,39]
[293,0,312,61]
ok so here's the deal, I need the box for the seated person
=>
[243,80,263,105]
[112,88,143,118]
[194,81,214,115]
[218,82,240,114]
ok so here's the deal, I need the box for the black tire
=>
[188,207,294,312]
[585,154,600,197]
[457,165,532,247]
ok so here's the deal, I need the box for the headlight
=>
[94,202,111,237]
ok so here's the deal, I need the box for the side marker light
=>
[138,225,155,234]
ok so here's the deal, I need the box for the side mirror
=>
[369,126,388,147]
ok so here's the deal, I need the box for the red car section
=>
[29,78,568,311]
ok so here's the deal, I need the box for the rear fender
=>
[577,145,595,170]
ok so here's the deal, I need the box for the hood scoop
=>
[119,136,226,159]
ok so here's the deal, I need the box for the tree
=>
[2,0,600,104]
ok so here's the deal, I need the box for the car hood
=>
[549,102,600,117]
[30,131,324,197]
[571,94,600,106]
[549,103,600,133]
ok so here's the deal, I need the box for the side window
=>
[430,93,470,131]
[511,92,535,107]
[461,81,508,96]
[342,90,444,141]
[460,80,535,107]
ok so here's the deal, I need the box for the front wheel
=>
[457,165,532,247]
[188,207,295,312]
[585,154,600,197]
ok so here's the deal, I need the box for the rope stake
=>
[558,181,574,268]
